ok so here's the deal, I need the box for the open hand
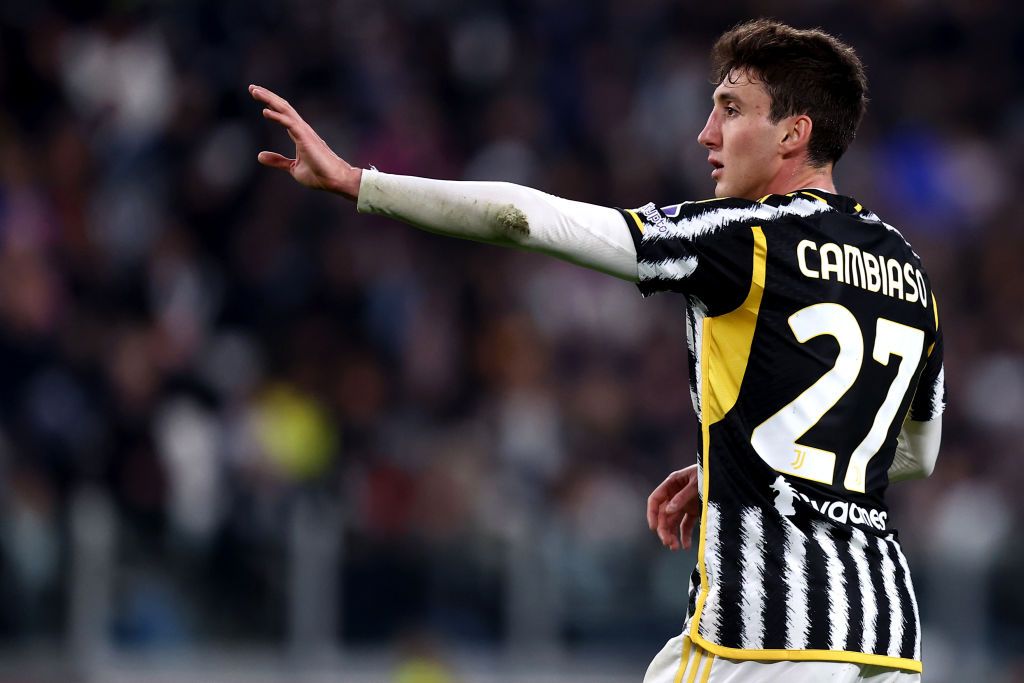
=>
[249,84,361,200]
[646,464,701,551]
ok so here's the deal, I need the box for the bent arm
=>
[888,416,941,482]
[357,170,639,281]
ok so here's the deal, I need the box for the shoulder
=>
[856,208,925,264]
[623,197,756,242]
[624,193,837,242]
[627,196,754,222]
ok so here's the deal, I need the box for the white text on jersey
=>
[797,239,927,308]
[796,490,889,531]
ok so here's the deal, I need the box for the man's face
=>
[697,69,789,200]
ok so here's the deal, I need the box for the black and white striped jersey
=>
[622,190,944,672]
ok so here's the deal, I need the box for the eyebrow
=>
[713,92,742,106]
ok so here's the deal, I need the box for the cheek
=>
[731,125,776,166]
[725,128,753,167]
[725,122,751,149]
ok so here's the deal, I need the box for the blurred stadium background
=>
[0,0,1021,681]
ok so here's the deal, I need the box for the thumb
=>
[257,151,294,171]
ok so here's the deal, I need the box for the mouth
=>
[708,158,724,179]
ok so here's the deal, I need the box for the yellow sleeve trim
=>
[692,319,714,650]
[625,209,645,234]
[689,633,923,673]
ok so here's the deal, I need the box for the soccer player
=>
[250,18,943,683]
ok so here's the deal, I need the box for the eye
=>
[724,105,738,117]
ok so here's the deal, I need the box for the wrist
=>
[328,162,362,201]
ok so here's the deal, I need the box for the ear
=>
[779,114,813,157]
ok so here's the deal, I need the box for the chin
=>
[715,182,761,201]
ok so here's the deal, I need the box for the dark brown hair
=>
[710,19,868,167]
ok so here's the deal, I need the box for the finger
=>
[262,107,291,125]
[654,503,670,545]
[657,505,683,550]
[261,108,302,144]
[647,471,684,529]
[657,523,677,550]
[249,84,293,114]
[647,489,667,530]
[664,476,698,514]
[680,512,698,551]
[257,151,294,170]
[249,84,274,106]
[647,492,665,530]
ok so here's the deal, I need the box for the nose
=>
[698,111,719,149]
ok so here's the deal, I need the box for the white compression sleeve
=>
[356,169,639,281]
[888,416,942,482]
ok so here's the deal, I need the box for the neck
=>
[762,161,835,197]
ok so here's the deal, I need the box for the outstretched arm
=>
[250,85,639,281]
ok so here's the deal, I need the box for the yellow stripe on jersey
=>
[703,226,768,424]
[673,637,693,683]
[928,292,939,356]
[685,650,704,683]
[801,190,830,204]
[699,652,715,683]
[691,226,767,651]
[674,638,716,683]
[625,209,645,234]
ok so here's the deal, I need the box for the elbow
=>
[917,431,941,479]
[906,449,938,481]
[900,417,941,481]
[919,453,938,479]
[488,184,533,243]
[909,450,939,481]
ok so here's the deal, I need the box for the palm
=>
[290,135,337,190]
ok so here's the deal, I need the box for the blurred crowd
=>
[1,0,1023,679]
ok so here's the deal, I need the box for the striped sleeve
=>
[619,198,756,315]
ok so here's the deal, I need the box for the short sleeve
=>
[618,198,756,316]
[909,303,945,422]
